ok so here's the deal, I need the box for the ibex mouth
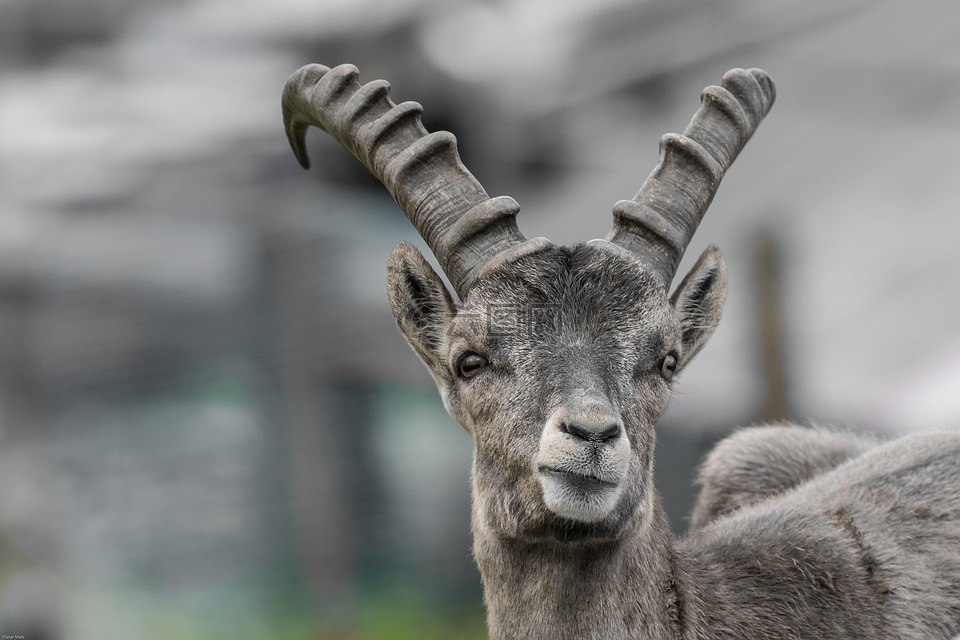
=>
[539,467,617,491]
[537,465,625,523]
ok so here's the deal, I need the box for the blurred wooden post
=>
[755,230,793,422]
[258,206,358,629]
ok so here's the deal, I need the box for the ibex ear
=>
[669,245,727,371]
[387,242,456,385]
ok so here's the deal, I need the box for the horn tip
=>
[296,62,334,83]
[295,146,311,170]
[284,121,313,169]
[746,68,777,109]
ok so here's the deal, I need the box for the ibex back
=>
[282,63,960,640]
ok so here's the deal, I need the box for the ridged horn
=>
[605,68,776,284]
[282,63,551,298]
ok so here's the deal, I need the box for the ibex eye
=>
[457,353,487,379]
[658,352,678,381]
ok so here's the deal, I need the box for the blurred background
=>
[1,0,959,637]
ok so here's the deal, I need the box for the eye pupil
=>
[458,353,487,378]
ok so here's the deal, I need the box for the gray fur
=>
[285,63,960,639]
[690,424,879,529]
[387,241,960,640]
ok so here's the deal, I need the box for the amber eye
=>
[659,352,678,381]
[457,353,488,379]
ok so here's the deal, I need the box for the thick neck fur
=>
[474,497,687,640]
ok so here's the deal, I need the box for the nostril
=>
[562,422,591,441]
[562,421,621,443]
[596,422,621,442]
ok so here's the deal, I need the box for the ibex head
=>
[282,64,774,543]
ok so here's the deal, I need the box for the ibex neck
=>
[474,505,687,640]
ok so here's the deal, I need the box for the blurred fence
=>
[2,0,959,637]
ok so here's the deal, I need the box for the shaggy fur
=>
[284,60,960,640]
[690,424,879,529]
[387,241,960,640]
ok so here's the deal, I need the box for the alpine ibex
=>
[282,63,960,639]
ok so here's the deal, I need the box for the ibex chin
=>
[282,63,960,639]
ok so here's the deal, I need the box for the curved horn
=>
[282,63,550,298]
[606,68,776,284]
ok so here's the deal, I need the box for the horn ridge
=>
[609,200,686,280]
[447,196,521,244]
[385,131,472,249]
[687,86,750,168]
[282,63,552,298]
[359,102,427,166]
[386,130,460,193]
[606,67,775,284]
[724,68,775,125]
[342,79,391,127]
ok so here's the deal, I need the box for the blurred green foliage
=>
[60,586,487,640]
[347,599,487,640]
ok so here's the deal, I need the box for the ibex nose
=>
[559,417,622,443]
[549,384,622,444]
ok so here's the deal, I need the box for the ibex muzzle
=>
[537,389,630,523]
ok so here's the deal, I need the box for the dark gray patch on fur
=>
[835,508,892,601]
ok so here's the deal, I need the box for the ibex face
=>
[282,63,773,543]
[387,240,726,542]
